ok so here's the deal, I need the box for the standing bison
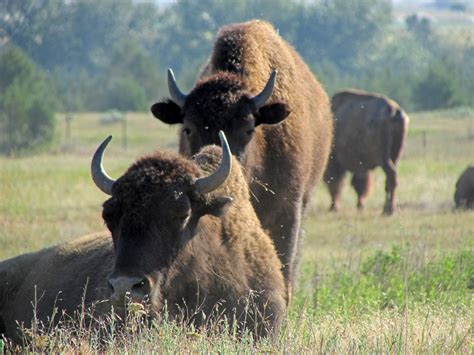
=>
[454,166,474,209]
[151,20,333,296]
[324,89,409,215]
[0,133,286,343]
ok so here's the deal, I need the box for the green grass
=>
[1,108,473,351]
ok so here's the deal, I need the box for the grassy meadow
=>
[0,108,473,352]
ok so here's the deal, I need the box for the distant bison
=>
[325,89,409,215]
[151,20,333,295]
[0,132,286,343]
[454,166,474,209]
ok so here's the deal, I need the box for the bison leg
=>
[382,160,398,215]
[269,198,304,305]
[324,156,347,212]
[351,171,373,210]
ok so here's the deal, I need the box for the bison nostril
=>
[108,279,115,294]
[132,278,149,292]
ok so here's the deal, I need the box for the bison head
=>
[91,132,233,312]
[151,69,290,159]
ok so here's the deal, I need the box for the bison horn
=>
[193,131,232,194]
[91,135,116,195]
[168,68,187,108]
[251,69,277,109]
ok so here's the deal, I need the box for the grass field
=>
[1,108,473,352]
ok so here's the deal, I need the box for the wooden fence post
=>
[122,112,128,151]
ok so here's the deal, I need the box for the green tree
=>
[0,47,56,155]
[98,76,148,112]
[105,40,162,102]
[413,62,462,111]
[406,14,433,43]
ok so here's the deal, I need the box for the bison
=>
[0,132,286,343]
[150,20,333,296]
[454,166,474,209]
[324,89,409,215]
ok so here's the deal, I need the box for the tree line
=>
[0,0,472,154]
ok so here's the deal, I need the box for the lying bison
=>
[151,20,333,295]
[324,89,409,215]
[0,132,286,343]
[454,166,474,209]
[0,232,113,344]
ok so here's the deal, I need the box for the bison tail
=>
[390,109,409,164]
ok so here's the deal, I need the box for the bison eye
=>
[246,129,255,136]
[183,127,191,136]
[172,213,189,224]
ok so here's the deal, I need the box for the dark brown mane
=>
[185,73,249,127]
[211,24,247,73]
[114,151,201,197]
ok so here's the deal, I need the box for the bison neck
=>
[161,204,285,319]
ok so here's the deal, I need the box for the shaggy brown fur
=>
[324,89,409,215]
[151,20,333,297]
[454,166,474,209]
[0,233,113,344]
[0,146,285,343]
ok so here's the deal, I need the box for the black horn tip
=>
[252,69,278,109]
[91,135,115,195]
[104,135,113,144]
[167,67,187,107]
[97,135,113,153]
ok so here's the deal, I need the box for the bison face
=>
[103,188,231,311]
[91,133,233,314]
[102,189,191,310]
[151,70,290,160]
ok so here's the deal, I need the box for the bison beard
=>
[151,20,333,300]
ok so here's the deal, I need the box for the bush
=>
[413,62,463,111]
[91,76,148,112]
[0,47,57,155]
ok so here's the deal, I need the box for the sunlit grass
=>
[9,307,470,353]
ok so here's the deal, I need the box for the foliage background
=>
[1,0,473,114]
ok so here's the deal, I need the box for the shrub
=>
[93,76,148,112]
[413,62,464,111]
[0,47,56,155]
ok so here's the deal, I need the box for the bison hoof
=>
[382,205,394,216]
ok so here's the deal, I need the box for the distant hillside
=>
[393,0,474,28]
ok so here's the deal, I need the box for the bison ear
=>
[150,100,183,125]
[204,196,233,217]
[255,102,290,126]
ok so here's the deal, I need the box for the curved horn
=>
[193,131,232,194]
[91,135,116,195]
[251,69,277,109]
[168,68,187,108]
